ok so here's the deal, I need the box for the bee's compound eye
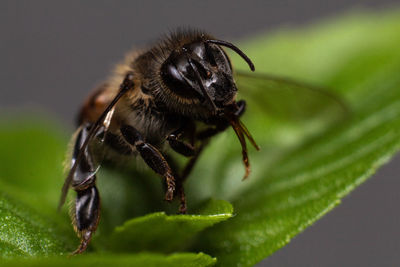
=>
[161,61,201,99]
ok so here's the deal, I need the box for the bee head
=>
[160,39,254,117]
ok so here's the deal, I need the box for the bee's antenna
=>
[206,39,255,72]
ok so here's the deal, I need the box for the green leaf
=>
[0,118,67,207]
[0,191,75,257]
[0,118,76,257]
[0,252,216,267]
[104,199,232,253]
[190,9,400,266]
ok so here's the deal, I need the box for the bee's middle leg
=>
[120,124,175,201]
[166,133,205,214]
[165,125,199,214]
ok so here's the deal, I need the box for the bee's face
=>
[160,41,237,113]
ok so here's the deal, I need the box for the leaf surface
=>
[105,199,232,253]
[0,253,216,267]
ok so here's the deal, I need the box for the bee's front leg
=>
[165,129,197,214]
[167,133,195,157]
[120,125,176,201]
[70,125,101,254]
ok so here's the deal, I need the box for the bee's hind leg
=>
[70,125,101,254]
[72,185,100,254]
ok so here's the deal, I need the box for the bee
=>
[58,29,260,254]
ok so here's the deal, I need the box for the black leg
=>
[167,133,195,157]
[70,125,101,254]
[120,125,176,201]
[177,185,187,214]
[73,186,100,254]
[163,154,187,214]
[234,99,246,117]
[166,120,196,157]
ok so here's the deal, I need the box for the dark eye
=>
[206,44,232,72]
[161,61,201,99]
[205,44,217,67]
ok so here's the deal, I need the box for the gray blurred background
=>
[1,1,399,266]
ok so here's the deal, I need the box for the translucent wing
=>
[235,71,349,123]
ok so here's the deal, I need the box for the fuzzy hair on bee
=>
[59,28,259,254]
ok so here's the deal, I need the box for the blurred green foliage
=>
[1,9,400,267]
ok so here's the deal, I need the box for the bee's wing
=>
[235,71,349,123]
